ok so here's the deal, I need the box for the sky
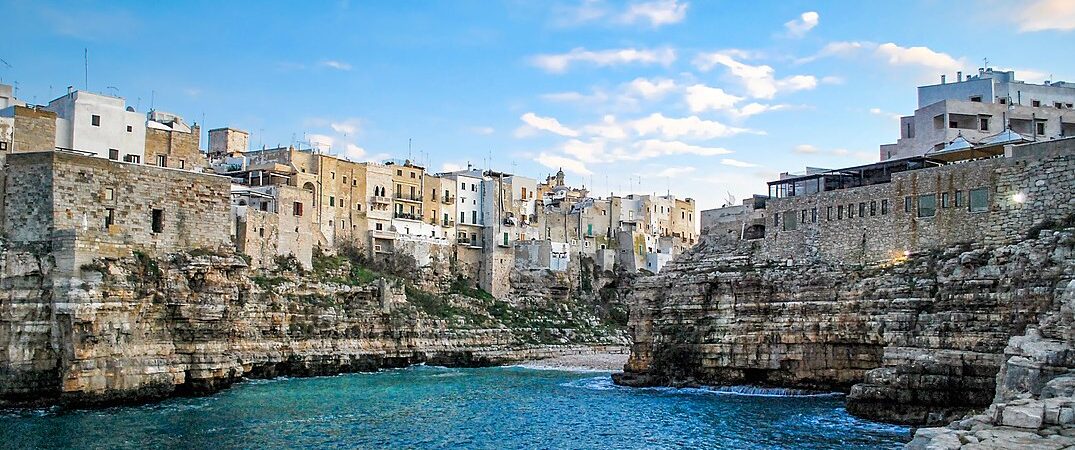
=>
[1,0,1074,210]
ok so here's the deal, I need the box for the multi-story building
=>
[442,168,486,247]
[881,68,1075,161]
[387,160,433,239]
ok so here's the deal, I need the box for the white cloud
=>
[634,139,733,157]
[516,112,579,137]
[795,41,867,64]
[536,153,592,175]
[441,162,464,172]
[344,143,366,160]
[330,118,361,135]
[320,60,352,71]
[684,84,742,112]
[693,51,817,99]
[556,137,733,165]
[470,126,495,135]
[308,134,335,151]
[875,43,961,73]
[721,158,758,168]
[620,0,689,27]
[630,113,755,139]
[530,47,676,73]
[625,77,678,99]
[582,115,630,140]
[793,144,819,154]
[655,166,696,177]
[1014,0,1075,32]
[730,102,793,118]
[554,0,688,28]
[541,90,612,104]
[784,11,819,38]
[869,107,902,122]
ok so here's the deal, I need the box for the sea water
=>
[0,366,910,449]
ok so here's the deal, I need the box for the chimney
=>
[66,86,73,95]
[941,75,946,84]
[957,71,962,82]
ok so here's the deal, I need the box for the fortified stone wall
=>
[10,106,56,153]
[145,126,208,172]
[235,207,280,269]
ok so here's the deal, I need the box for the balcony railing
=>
[441,196,455,204]
[394,212,423,221]
[370,195,390,205]
[394,193,422,202]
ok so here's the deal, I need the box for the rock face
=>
[906,280,1075,449]
[0,249,627,407]
[614,228,1075,426]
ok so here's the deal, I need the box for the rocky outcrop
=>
[0,248,627,408]
[907,280,1075,449]
[614,228,1075,426]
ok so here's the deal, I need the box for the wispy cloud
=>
[515,112,580,137]
[1012,0,1075,32]
[796,41,963,75]
[721,158,759,168]
[620,0,689,27]
[554,0,688,28]
[320,60,352,71]
[693,51,817,99]
[784,11,819,38]
[530,47,676,73]
[655,166,696,177]
[536,153,592,175]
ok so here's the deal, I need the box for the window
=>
[91,115,101,126]
[970,96,982,102]
[293,202,303,216]
[858,202,866,218]
[126,125,133,133]
[955,190,963,208]
[969,188,989,212]
[179,160,185,169]
[1032,100,1041,107]
[0,142,6,151]
[1056,102,1064,109]
[105,188,114,201]
[258,227,265,238]
[461,182,466,190]
[848,203,855,219]
[329,196,335,207]
[881,199,889,215]
[917,194,936,218]
[375,222,383,231]
[151,209,164,233]
[472,211,478,224]
[837,205,844,219]
[870,201,877,216]
[800,209,807,224]
[1037,122,1046,135]
[330,172,335,180]
[904,196,912,213]
[397,169,403,176]
[123,155,140,164]
[980,118,989,131]
[782,210,798,231]
[810,208,817,223]
[460,212,466,223]
[827,206,833,221]
[104,208,114,230]
[999,98,1007,105]
[108,149,119,160]
[156,155,167,167]
[410,172,415,179]
[941,192,949,208]
[343,176,348,184]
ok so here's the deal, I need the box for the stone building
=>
[881,68,1075,161]
[145,111,207,172]
[714,137,1075,265]
[3,151,231,276]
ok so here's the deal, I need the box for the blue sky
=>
[2,0,1073,210]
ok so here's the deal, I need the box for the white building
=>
[881,68,1075,160]
[45,89,148,163]
[442,168,486,246]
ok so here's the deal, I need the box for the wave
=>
[508,363,615,373]
[562,376,843,398]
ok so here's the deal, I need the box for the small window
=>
[126,125,133,133]
[108,149,119,160]
[904,196,912,213]
[396,169,403,176]
[858,202,866,218]
[91,115,101,126]
[969,188,989,212]
[330,172,335,180]
[999,98,1007,105]
[259,227,265,238]
[782,210,798,231]
[800,209,807,225]
[827,206,833,221]
[375,222,383,231]
[848,203,855,219]
[156,155,167,167]
[123,155,141,164]
[410,172,415,179]
[293,202,303,216]
[471,184,477,192]
[1032,100,1041,107]
[955,190,964,207]
[869,201,876,216]
[104,208,115,230]
[329,196,335,207]
[970,96,982,102]
[979,117,989,131]
[179,160,185,169]
[104,188,114,201]
[810,208,817,223]
[941,192,949,208]
[0,142,6,151]
[1056,102,1064,109]
[1037,122,1046,135]
[881,199,889,215]
[151,209,164,233]
[917,194,936,218]
[837,205,844,219]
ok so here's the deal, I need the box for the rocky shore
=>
[516,347,630,372]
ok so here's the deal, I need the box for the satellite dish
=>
[126,106,135,112]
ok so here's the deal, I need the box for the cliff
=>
[0,247,628,407]
[614,226,1075,426]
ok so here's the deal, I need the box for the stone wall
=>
[235,207,279,269]
[756,138,1075,264]
[145,126,208,172]
[10,106,56,153]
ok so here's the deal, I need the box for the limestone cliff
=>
[0,248,627,407]
[614,227,1075,426]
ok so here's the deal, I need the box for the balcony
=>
[394,212,423,221]
[394,193,423,203]
[442,220,455,227]
[441,196,455,204]
[370,229,398,240]
[456,238,482,248]
[370,195,390,205]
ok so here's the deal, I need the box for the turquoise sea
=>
[1,366,910,449]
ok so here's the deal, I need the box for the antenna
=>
[150,90,155,111]
[83,48,89,90]
[408,138,412,161]
[106,86,118,97]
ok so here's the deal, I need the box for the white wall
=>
[46,91,146,161]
